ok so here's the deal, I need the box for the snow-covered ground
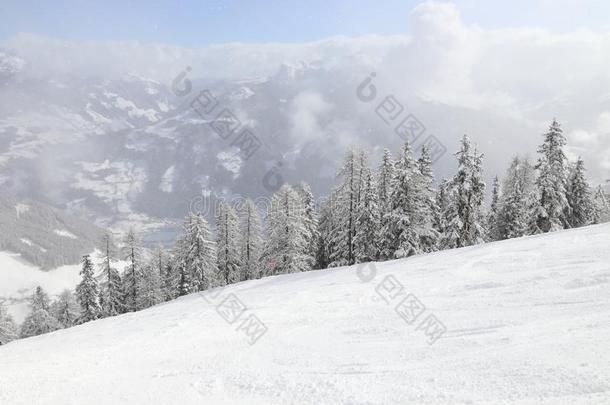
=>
[1,224,609,404]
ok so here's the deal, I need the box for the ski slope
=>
[1,224,609,404]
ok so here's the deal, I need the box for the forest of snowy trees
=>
[2,119,609,344]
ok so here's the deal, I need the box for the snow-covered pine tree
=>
[315,195,336,269]
[238,199,263,280]
[382,141,426,258]
[177,213,217,291]
[294,182,319,269]
[216,201,241,286]
[75,255,101,323]
[137,253,162,309]
[566,157,594,228]
[0,301,18,344]
[161,257,178,301]
[592,185,610,224]
[50,289,80,328]
[262,184,311,275]
[354,166,380,262]
[441,135,486,249]
[329,149,366,266]
[377,148,395,260]
[486,176,502,241]
[499,177,527,239]
[433,178,450,240]
[121,228,142,312]
[534,119,570,232]
[20,286,62,338]
[98,233,123,317]
[417,145,440,252]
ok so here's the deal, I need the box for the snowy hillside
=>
[1,224,609,404]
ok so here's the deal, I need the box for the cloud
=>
[289,91,334,144]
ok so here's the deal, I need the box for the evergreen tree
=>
[98,233,123,317]
[354,166,380,262]
[441,135,486,249]
[216,201,241,286]
[534,119,570,232]
[50,290,80,328]
[382,141,426,258]
[160,250,178,301]
[262,185,311,275]
[75,255,101,323]
[0,301,18,344]
[592,185,610,224]
[238,199,263,280]
[377,148,395,260]
[486,176,502,241]
[316,196,336,269]
[433,178,450,239]
[417,145,440,252]
[328,149,366,266]
[295,182,320,269]
[566,157,594,228]
[176,213,217,292]
[138,253,162,309]
[20,286,62,338]
[121,228,142,312]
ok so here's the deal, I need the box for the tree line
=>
[1,119,608,344]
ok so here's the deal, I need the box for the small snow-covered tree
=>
[21,286,62,338]
[121,228,142,312]
[51,290,80,328]
[354,166,380,262]
[238,199,263,280]
[566,157,594,228]
[441,135,486,249]
[0,301,18,344]
[262,185,311,275]
[98,233,123,317]
[534,119,570,232]
[160,251,178,301]
[176,213,217,291]
[433,178,450,241]
[76,255,101,323]
[216,201,241,286]
[592,185,610,224]
[316,196,336,269]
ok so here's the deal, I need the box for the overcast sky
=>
[1,1,609,185]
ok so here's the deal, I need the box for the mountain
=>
[2,223,609,404]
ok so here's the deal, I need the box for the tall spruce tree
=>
[441,135,486,249]
[176,213,217,292]
[534,119,569,232]
[216,201,241,286]
[487,176,501,241]
[121,229,142,312]
[262,185,311,275]
[566,157,594,228]
[295,182,320,269]
[0,301,18,344]
[98,233,123,317]
[238,199,263,280]
[20,287,62,338]
[51,290,80,328]
[377,148,395,260]
[75,255,101,324]
[354,166,380,262]
[417,145,440,252]
[592,185,610,224]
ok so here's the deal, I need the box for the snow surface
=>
[1,224,610,404]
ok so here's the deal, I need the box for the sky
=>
[2,0,610,45]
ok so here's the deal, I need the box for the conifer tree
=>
[176,213,217,291]
[0,301,18,344]
[377,148,395,260]
[566,157,594,228]
[138,254,162,309]
[592,185,610,224]
[316,196,336,269]
[262,185,311,275]
[75,255,101,323]
[441,135,486,249]
[487,176,501,241]
[216,201,241,286]
[121,228,142,312]
[354,167,380,262]
[99,233,123,316]
[51,290,80,328]
[295,182,320,269]
[238,199,263,280]
[417,145,440,252]
[534,119,570,232]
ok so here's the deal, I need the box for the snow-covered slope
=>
[1,224,610,404]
